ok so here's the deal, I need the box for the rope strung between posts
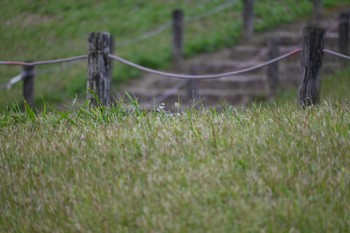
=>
[0,59,83,90]
[108,49,302,80]
[323,49,350,61]
[0,55,87,66]
[186,0,238,22]
[117,21,172,48]
[0,73,23,90]
[35,60,81,75]
[0,48,349,90]
[116,0,238,48]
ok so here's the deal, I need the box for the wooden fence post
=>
[22,64,35,108]
[87,32,112,106]
[172,9,184,70]
[188,66,199,100]
[298,26,325,107]
[267,38,279,99]
[312,0,322,25]
[242,0,254,41]
[339,10,350,56]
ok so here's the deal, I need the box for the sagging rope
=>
[0,48,349,89]
[0,55,87,66]
[108,49,302,80]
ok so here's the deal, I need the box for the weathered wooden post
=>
[267,38,279,99]
[339,10,350,56]
[87,32,112,106]
[172,9,184,70]
[312,0,322,25]
[242,0,254,41]
[22,64,35,108]
[188,66,199,100]
[298,26,325,107]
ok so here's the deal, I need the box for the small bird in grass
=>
[156,102,166,113]
[156,102,182,117]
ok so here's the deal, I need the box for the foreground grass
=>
[1,98,349,232]
[0,0,349,108]
[1,43,350,233]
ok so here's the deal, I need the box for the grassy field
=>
[0,0,349,108]
[1,1,350,232]
[1,67,350,232]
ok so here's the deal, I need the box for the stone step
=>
[325,32,339,48]
[119,13,342,109]
[127,83,270,106]
[128,83,269,98]
[226,46,267,60]
[221,49,344,69]
[193,60,266,74]
[255,31,339,48]
[198,75,266,90]
[123,58,341,100]
[280,61,343,76]
[127,74,267,98]
[258,31,302,46]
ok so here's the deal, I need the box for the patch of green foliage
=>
[0,0,349,108]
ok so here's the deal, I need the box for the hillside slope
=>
[0,0,349,109]
[119,7,348,109]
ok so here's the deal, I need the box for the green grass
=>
[0,0,349,108]
[1,67,350,232]
[1,2,350,232]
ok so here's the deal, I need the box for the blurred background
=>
[0,0,349,110]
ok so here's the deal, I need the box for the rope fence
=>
[0,50,348,78]
[0,49,348,82]
[117,21,172,48]
[0,61,84,91]
[0,73,23,90]
[0,47,349,100]
[0,55,87,66]
[0,0,350,108]
[0,48,302,92]
[0,0,239,88]
[185,0,238,22]
[323,49,350,61]
[0,3,349,107]
[108,49,302,80]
